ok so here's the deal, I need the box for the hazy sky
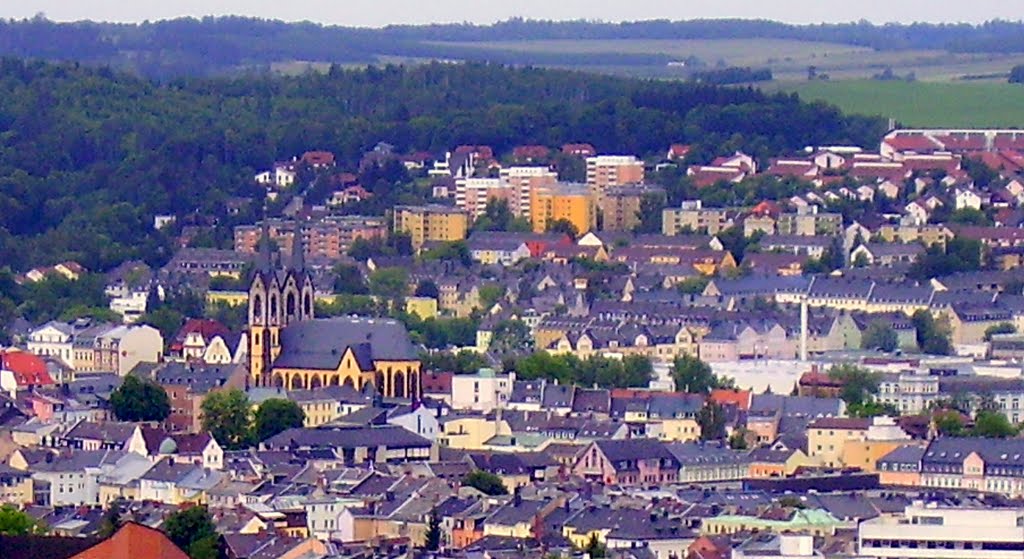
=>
[1,0,1018,27]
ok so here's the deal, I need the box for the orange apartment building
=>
[530,183,596,236]
[235,216,388,260]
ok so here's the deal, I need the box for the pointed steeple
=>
[290,227,305,273]
[258,218,273,275]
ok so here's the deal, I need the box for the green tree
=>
[584,533,607,558]
[0,504,46,535]
[670,354,717,394]
[414,280,439,299]
[332,263,368,295]
[97,500,124,539]
[490,319,533,354]
[985,322,1017,341]
[253,399,305,442]
[728,429,749,450]
[948,208,992,226]
[934,410,966,436]
[633,191,666,234]
[972,410,1018,438]
[109,375,171,422]
[421,241,472,266]
[861,321,898,352]
[163,505,220,559]
[462,470,508,496]
[424,508,442,551]
[478,283,505,310]
[912,310,952,355]
[697,402,727,441]
[139,307,185,344]
[201,389,254,450]
[828,364,880,407]
[546,218,579,239]
[675,276,710,295]
[368,268,409,299]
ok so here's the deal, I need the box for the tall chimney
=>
[800,297,809,362]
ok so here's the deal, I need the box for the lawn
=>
[778,80,1024,128]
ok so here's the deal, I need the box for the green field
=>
[777,80,1024,128]
[434,38,1024,81]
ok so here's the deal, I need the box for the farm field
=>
[776,80,1024,128]
[432,38,1024,81]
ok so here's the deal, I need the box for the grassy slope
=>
[778,80,1024,128]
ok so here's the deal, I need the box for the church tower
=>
[248,221,315,386]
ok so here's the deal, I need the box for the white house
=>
[305,496,361,540]
[27,322,75,366]
[955,188,983,211]
[388,405,441,441]
[450,369,514,413]
[32,450,146,506]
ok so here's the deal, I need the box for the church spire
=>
[258,210,273,274]
[290,227,305,273]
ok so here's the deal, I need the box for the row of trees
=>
[511,352,654,389]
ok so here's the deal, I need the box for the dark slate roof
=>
[486,498,552,526]
[648,394,704,419]
[878,445,926,467]
[808,277,874,298]
[63,421,136,444]
[0,535,100,559]
[664,442,751,466]
[272,317,417,371]
[750,394,843,418]
[595,438,677,464]
[140,458,196,483]
[542,384,574,408]
[263,425,431,451]
[509,380,544,406]
[155,362,239,393]
[571,389,611,414]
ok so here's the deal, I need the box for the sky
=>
[1,0,1018,27]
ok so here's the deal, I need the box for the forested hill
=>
[3,17,1024,79]
[0,58,885,274]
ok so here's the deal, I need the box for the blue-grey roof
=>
[273,317,417,371]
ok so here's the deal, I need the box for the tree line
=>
[4,17,1024,80]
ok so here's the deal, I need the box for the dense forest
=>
[0,57,885,275]
[3,17,1024,79]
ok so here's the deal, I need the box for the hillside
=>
[0,58,885,275]
[4,17,1024,79]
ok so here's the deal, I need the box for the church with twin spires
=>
[247,225,422,400]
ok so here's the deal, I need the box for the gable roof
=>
[69,522,189,559]
[273,317,417,370]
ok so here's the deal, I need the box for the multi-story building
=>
[529,183,596,235]
[662,200,732,235]
[600,184,664,232]
[235,216,388,260]
[455,178,512,218]
[94,325,163,376]
[586,155,645,200]
[393,205,470,250]
[776,208,843,236]
[450,369,514,413]
[859,502,1024,559]
[498,166,559,218]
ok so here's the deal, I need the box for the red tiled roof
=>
[710,389,751,411]
[687,166,744,188]
[0,350,54,387]
[70,522,189,559]
[668,144,692,159]
[561,143,596,156]
[301,151,336,166]
[170,319,230,352]
[171,433,214,454]
[884,134,942,153]
[767,160,817,177]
